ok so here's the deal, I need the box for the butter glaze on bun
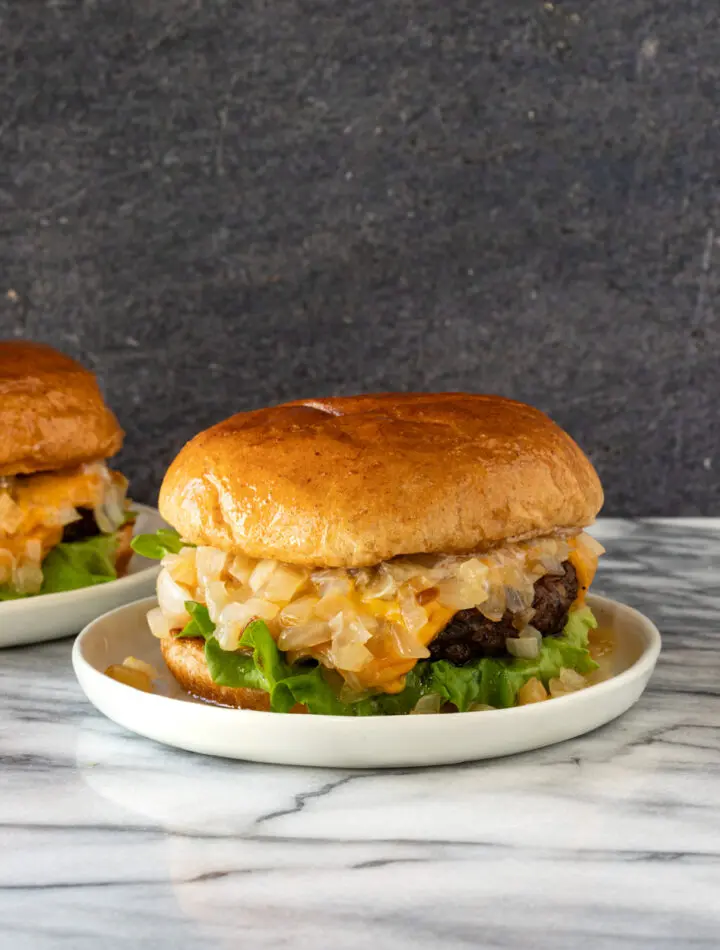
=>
[0,340,124,476]
[160,393,603,568]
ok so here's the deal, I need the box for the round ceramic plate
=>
[0,504,166,649]
[72,593,661,768]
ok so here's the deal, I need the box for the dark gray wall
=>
[1,1,718,513]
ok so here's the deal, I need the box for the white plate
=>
[72,593,661,768]
[0,504,166,648]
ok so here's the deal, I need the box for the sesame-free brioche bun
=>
[0,340,123,476]
[160,636,271,710]
[160,393,603,568]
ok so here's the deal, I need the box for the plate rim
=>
[73,592,662,727]
[0,503,163,616]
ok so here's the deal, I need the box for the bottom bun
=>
[160,636,271,710]
[115,522,134,578]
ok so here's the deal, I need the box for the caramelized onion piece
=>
[147,606,170,639]
[157,569,192,629]
[164,549,198,588]
[398,585,428,635]
[122,656,158,678]
[261,564,308,603]
[195,546,228,587]
[549,668,587,697]
[389,623,431,659]
[518,678,548,705]
[215,598,279,650]
[12,559,43,594]
[0,493,23,534]
[278,621,329,651]
[506,636,540,659]
[105,664,153,692]
[411,694,442,715]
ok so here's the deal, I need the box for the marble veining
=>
[2,520,720,949]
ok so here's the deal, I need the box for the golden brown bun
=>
[0,340,123,476]
[160,393,603,568]
[114,522,135,578]
[160,636,271,710]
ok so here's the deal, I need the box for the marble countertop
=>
[2,518,720,949]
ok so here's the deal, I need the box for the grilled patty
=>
[429,561,578,665]
[61,507,100,542]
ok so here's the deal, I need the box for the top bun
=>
[0,340,124,476]
[160,393,603,568]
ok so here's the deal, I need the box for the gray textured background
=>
[0,0,718,513]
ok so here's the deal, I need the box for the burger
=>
[0,340,134,599]
[132,393,605,714]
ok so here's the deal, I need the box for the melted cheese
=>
[568,535,601,605]
[160,532,600,700]
[0,525,64,565]
[11,466,110,527]
[0,463,125,580]
[355,602,455,693]
[305,592,455,693]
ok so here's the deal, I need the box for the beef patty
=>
[61,507,101,542]
[429,561,578,665]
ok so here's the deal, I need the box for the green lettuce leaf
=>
[173,603,599,716]
[427,606,599,711]
[204,634,270,693]
[272,666,349,716]
[0,587,29,601]
[351,606,598,714]
[40,533,119,593]
[562,605,598,649]
[352,665,433,716]
[0,532,121,600]
[176,609,348,714]
[239,620,292,694]
[179,602,216,640]
[130,528,189,560]
[201,619,348,714]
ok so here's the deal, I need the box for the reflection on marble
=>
[2,520,720,949]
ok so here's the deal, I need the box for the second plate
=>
[0,504,166,648]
